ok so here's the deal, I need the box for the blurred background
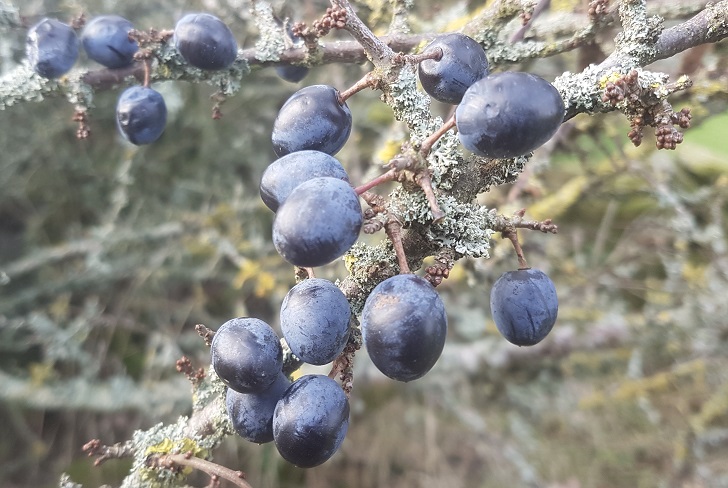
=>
[1,0,728,487]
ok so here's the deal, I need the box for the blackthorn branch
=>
[3,0,728,485]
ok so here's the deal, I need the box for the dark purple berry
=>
[280,279,351,365]
[271,85,352,157]
[81,15,138,68]
[276,65,309,83]
[490,268,558,346]
[456,72,564,158]
[273,375,349,468]
[26,18,79,79]
[272,177,362,268]
[116,86,167,145]
[211,317,283,394]
[418,33,489,105]
[226,372,291,444]
[260,150,349,212]
[173,13,237,70]
[361,274,447,382]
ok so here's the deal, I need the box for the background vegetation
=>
[1,0,728,487]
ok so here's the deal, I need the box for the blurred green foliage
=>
[1,1,728,487]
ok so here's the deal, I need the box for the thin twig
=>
[419,114,456,157]
[152,453,252,488]
[328,318,361,397]
[511,0,552,43]
[338,73,377,103]
[82,439,135,466]
[175,356,205,386]
[354,168,398,195]
[384,215,410,274]
[195,324,215,347]
[330,0,397,67]
[414,171,445,223]
[393,47,443,65]
[491,209,559,234]
[143,58,151,88]
[359,191,387,213]
[502,228,529,270]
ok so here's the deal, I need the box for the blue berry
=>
[271,85,352,157]
[260,150,349,212]
[226,372,291,444]
[418,33,489,105]
[276,65,309,83]
[272,177,362,267]
[116,86,167,145]
[26,18,79,79]
[490,268,558,346]
[273,375,349,468]
[81,15,138,68]
[456,72,564,158]
[280,279,351,365]
[174,13,238,70]
[361,274,447,382]
[211,317,283,393]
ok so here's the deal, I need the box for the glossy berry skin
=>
[418,33,489,105]
[173,13,237,70]
[26,18,79,79]
[276,65,309,83]
[81,15,138,68]
[226,372,291,444]
[260,150,349,212]
[116,86,167,145]
[211,317,283,394]
[273,375,349,468]
[273,177,362,268]
[456,72,564,158]
[361,274,447,382]
[271,85,352,157]
[490,268,558,346]
[280,279,351,365]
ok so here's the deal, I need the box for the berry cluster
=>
[209,30,564,468]
[211,284,352,468]
[26,12,239,145]
[26,9,566,471]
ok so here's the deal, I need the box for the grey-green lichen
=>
[112,365,231,488]
[429,197,494,258]
[426,126,465,191]
[253,1,286,63]
[478,155,529,191]
[383,65,433,136]
[615,0,662,64]
[554,63,612,116]
[64,72,95,107]
[555,64,685,119]
[343,242,399,313]
[119,399,231,488]
[191,365,228,411]
[0,63,57,109]
[387,189,494,258]
[155,44,249,97]
[0,63,94,109]
[58,473,83,488]
[123,419,195,488]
